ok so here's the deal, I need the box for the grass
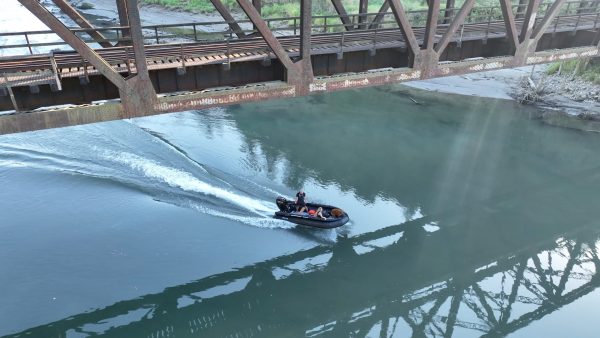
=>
[140,0,511,30]
[141,0,431,17]
[547,59,600,85]
[77,2,95,10]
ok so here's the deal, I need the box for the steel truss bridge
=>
[0,0,599,134]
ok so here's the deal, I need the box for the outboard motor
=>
[276,196,288,212]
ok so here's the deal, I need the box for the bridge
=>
[0,0,599,134]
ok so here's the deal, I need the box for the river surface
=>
[2,83,600,337]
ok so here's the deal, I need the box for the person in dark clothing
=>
[296,190,307,212]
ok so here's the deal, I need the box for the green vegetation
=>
[140,0,509,26]
[77,2,95,10]
[141,0,430,18]
[142,0,219,12]
[547,59,600,85]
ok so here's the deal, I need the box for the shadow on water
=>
[6,182,600,337]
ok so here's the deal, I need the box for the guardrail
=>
[1,0,597,56]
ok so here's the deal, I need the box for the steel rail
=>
[0,13,597,84]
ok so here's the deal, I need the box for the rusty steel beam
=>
[434,0,475,55]
[51,0,112,48]
[531,0,568,41]
[17,0,126,90]
[297,0,314,91]
[252,0,262,33]
[123,0,149,79]
[444,0,455,23]
[359,0,369,28]
[369,1,390,29]
[115,0,131,45]
[120,0,157,116]
[388,0,421,57]
[424,0,441,49]
[300,0,312,61]
[519,0,542,43]
[499,0,519,50]
[516,0,528,18]
[331,0,354,31]
[209,0,246,38]
[235,0,295,72]
[252,0,262,14]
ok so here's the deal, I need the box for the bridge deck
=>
[0,14,596,89]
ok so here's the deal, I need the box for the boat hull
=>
[274,200,349,229]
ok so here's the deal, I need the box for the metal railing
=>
[1,0,597,57]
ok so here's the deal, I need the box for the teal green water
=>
[1,84,600,337]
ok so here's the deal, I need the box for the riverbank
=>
[404,64,600,132]
[67,0,247,31]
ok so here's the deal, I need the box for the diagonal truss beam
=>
[435,0,475,55]
[235,0,295,71]
[210,0,246,38]
[531,0,568,42]
[519,0,541,43]
[424,0,441,49]
[498,263,527,326]
[17,0,126,90]
[369,1,390,29]
[51,0,112,48]
[331,0,354,31]
[555,241,582,297]
[499,0,519,50]
[115,0,131,45]
[388,0,420,56]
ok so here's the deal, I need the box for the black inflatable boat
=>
[274,197,349,228]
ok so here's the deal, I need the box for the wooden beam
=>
[388,0,421,56]
[17,0,126,90]
[434,0,475,55]
[499,0,519,49]
[51,0,112,48]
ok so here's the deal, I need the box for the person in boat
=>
[296,190,307,212]
[331,208,344,218]
[315,207,326,220]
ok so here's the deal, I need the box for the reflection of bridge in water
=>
[7,182,600,337]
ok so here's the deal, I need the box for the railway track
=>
[0,13,598,88]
